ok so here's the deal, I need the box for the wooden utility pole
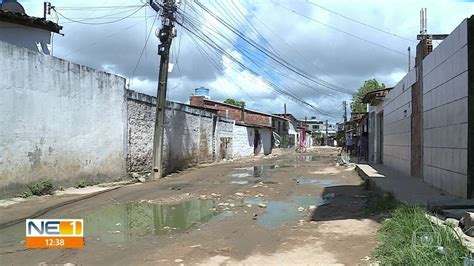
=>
[151,0,177,179]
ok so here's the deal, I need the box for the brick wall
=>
[422,19,469,198]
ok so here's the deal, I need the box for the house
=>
[271,115,290,148]
[345,112,368,153]
[273,113,300,147]
[0,0,62,55]
[190,90,275,156]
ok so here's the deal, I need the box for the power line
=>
[129,13,159,89]
[54,5,144,11]
[61,17,154,58]
[193,1,353,95]
[305,0,417,43]
[180,4,339,116]
[52,5,147,25]
[177,17,335,117]
[272,1,413,58]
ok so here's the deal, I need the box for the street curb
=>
[0,186,122,229]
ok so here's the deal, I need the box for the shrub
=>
[27,179,55,196]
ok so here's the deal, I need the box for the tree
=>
[351,79,385,113]
[224,98,245,108]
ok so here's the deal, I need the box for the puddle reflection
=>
[84,199,226,243]
[244,195,327,228]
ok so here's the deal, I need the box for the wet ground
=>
[0,147,380,265]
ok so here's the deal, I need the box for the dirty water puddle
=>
[294,177,337,187]
[230,165,291,184]
[79,199,233,243]
[0,199,233,249]
[244,196,327,228]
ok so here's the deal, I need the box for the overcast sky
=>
[18,0,474,122]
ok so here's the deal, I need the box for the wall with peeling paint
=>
[0,41,127,198]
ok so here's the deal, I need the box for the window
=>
[312,125,319,130]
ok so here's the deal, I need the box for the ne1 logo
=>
[26,219,84,249]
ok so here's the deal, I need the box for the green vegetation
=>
[351,79,385,113]
[75,179,99,189]
[374,206,469,265]
[26,179,55,196]
[363,192,401,215]
[224,98,245,108]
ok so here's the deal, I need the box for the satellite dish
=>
[1,0,26,14]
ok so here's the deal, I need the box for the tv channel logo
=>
[26,219,84,248]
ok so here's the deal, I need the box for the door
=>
[377,112,384,164]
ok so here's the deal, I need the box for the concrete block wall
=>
[232,125,254,158]
[383,68,416,176]
[260,128,273,155]
[0,41,127,197]
[216,118,234,159]
[422,19,469,197]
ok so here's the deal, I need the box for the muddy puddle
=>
[294,154,321,162]
[294,177,337,187]
[81,199,231,243]
[0,199,231,248]
[230,165,290,184]
[244,195,326,228]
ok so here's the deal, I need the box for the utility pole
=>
[325,120,328,146]
[343,101,347,137]
[151,0,177,179]
[43,2,51,20]
[408,47,411,72]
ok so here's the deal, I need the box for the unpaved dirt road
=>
[0,148,380,265]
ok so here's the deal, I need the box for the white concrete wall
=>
[127,91,224,173]
[232,124,254,158]
[260,128,272,155]
[0,41,127,197]
[422,19,469,198]
[383,68,416,176]
[0,22,52,55]
[216,118,234,159]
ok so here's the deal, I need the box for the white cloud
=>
[16,0,474,122]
